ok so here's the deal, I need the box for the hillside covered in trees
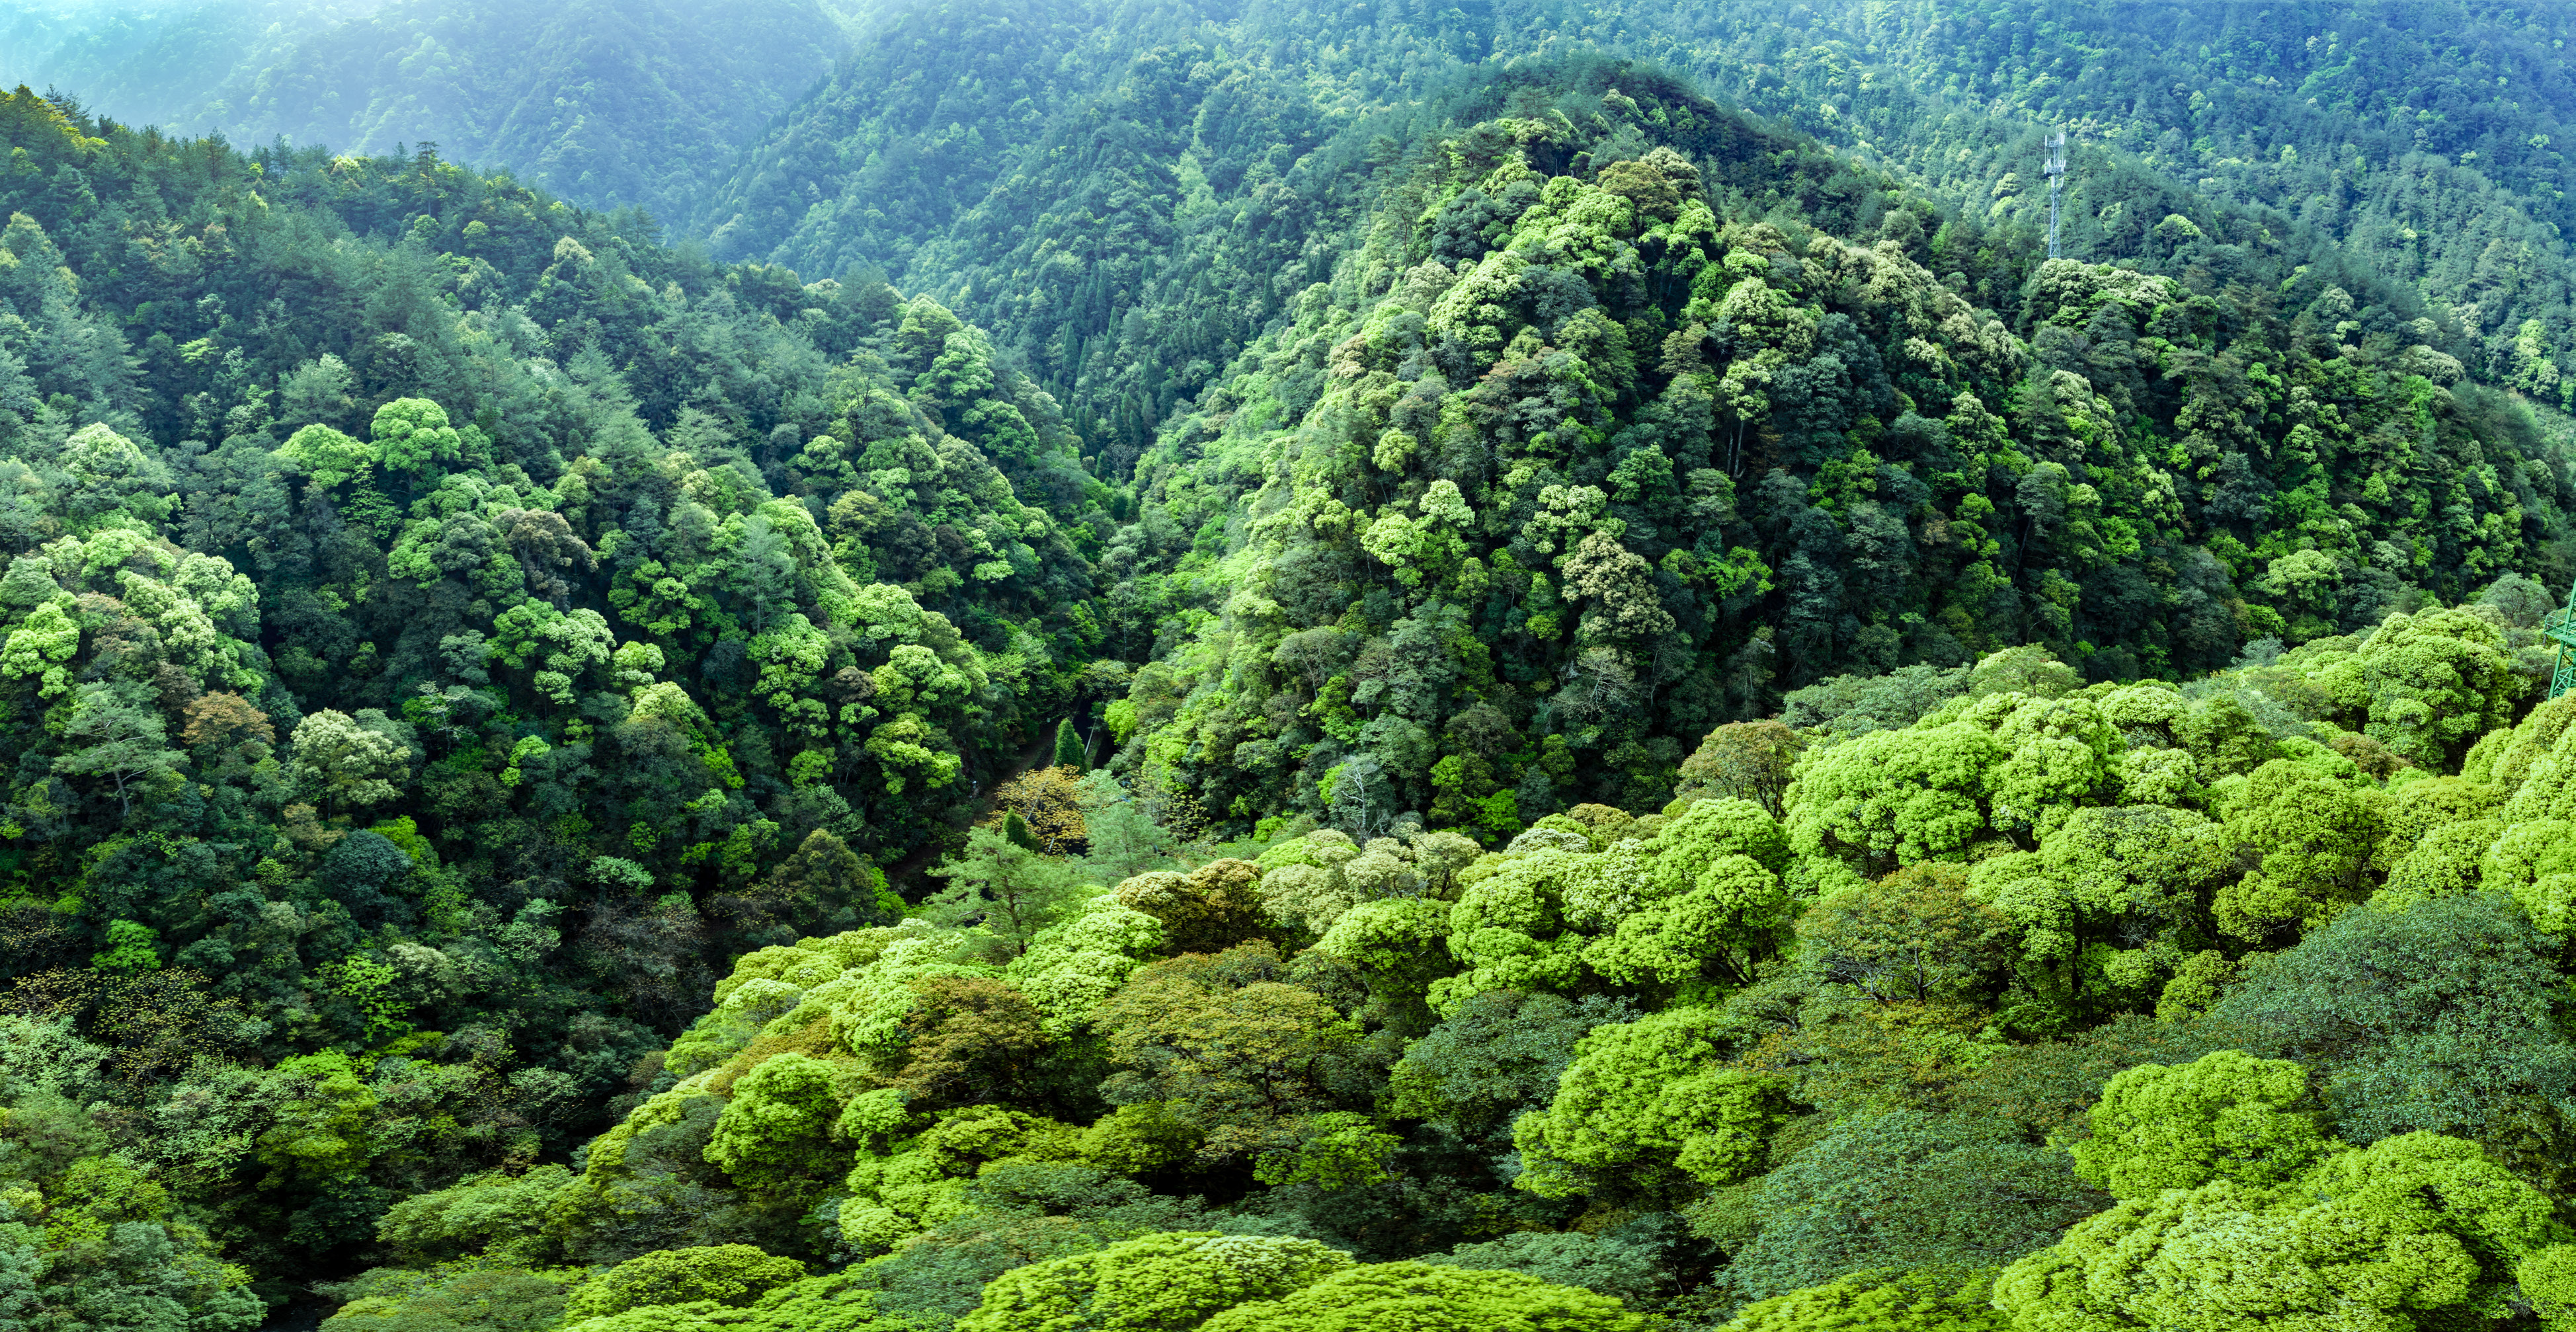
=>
[5,0,850,220]
[1582,0,2576,405]
[6,1,2576,1330]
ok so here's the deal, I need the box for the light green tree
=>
[1433,846,1592,1013]
[1645,797,1793,882]
[1971,804,2237,1015]
[1677,721,1806,814]
[59,422,177,528]
[254,1051,380,1189]
[1513,1006,1787,1200]
[1006,892,1168,1037]
[1,597,79,696]
[277,422,374,489]
[1787,691,2120,874]
[1196,1262,1647,1332]
[1584,851,1791,988]
[1995,1132,2554,1332]
[372,1163,577,1266]
[563,1245,807,1320]
[2069,1050,2335,1199]
[1076,1101,1202,1175]
[2217,758,2382,940]
[839,1103,1083,1251]
[288,709,414,813]
[2379,817,2503,906]
[2479,818,2576,931]
[370,397,467,475]
[1315,896,1453,999]
[702,1053,851,1208]
[2296,606,2518,770]
[735,1273,893,1332]
[956,1232,1352,1332]
[1718,1271,2007,1331]
[2521,1245,2576,1330]
[91,919,160,973]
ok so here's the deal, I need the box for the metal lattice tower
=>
[2550,578,2576,699]
[2045,132,2069,260]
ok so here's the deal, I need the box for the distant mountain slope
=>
[1481,0,2576,397]
[700,0,2576,419]
[6,0,848,221]
[3,0,384,130]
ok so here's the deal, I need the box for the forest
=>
[4,0,854,221]
[3,1,2576,1329]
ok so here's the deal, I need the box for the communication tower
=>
[2045,132,2069,260]
[2550,578,2576,699]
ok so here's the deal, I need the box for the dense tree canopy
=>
[7,2,2576,1329]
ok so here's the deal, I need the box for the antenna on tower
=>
[2045,131,2069,260]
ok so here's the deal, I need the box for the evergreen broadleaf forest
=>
[7,1,2576,1329]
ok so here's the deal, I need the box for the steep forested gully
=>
[7,2,2576,1329]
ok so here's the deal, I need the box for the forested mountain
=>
[5,0,848,220]
[698,0,2576,808]
[1584,0,2576,405]
[3,0,388,134]
[6,3,2576,1331]
[704,0,2576,441]
[0,81,1115,1321]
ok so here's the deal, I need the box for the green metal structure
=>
[2552,580,2576,699]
